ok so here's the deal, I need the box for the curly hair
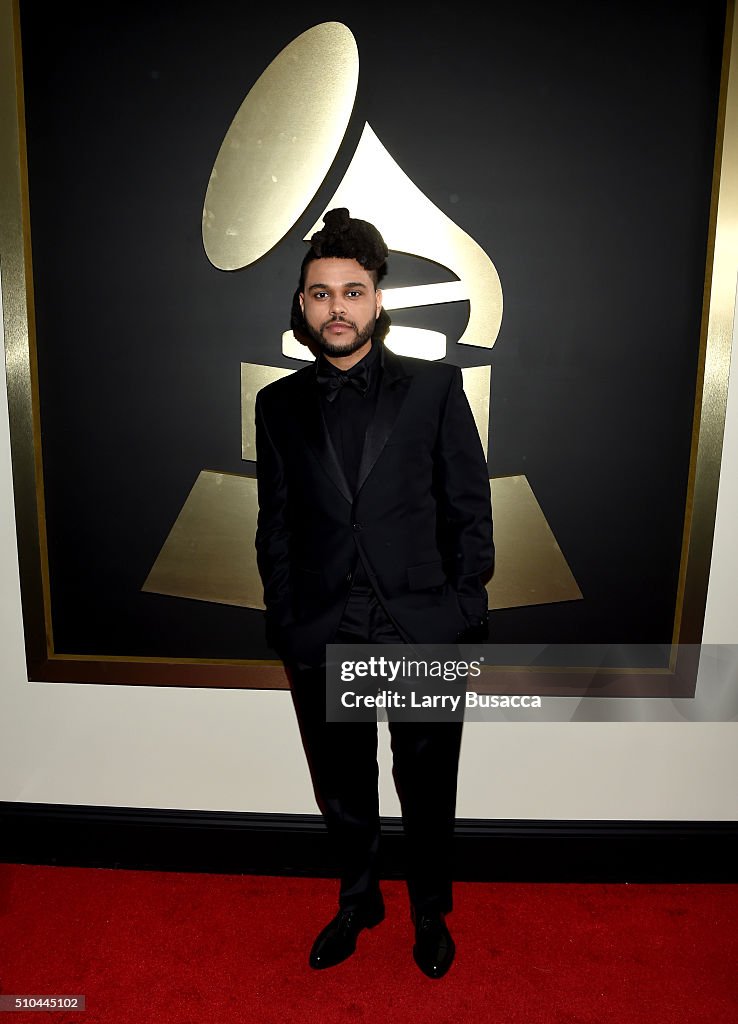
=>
[290,208,391,345]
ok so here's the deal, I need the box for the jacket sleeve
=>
[254,391,294,640]
[434,367,494,629]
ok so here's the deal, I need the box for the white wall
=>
[1,285,737,821]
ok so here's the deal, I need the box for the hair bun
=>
[306,208,389,275]
[322,208,351,233]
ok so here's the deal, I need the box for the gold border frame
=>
[1,1,736,693]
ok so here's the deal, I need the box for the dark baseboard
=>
[1,802,737,882]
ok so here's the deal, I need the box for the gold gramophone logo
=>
[142,21,581,613]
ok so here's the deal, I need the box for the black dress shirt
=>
[316,341,381,495]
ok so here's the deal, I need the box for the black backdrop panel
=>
[17,0,725,662]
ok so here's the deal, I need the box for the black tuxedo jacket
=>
[254,344,494,665]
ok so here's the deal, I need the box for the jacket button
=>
[352,522,362,531]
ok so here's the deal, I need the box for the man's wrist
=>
[457,593,488,623]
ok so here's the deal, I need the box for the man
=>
[255,208,493,978]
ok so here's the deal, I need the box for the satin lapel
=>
[299,371,353,504]
[355,346,413,494]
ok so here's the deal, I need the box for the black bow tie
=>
[316,365,370,401]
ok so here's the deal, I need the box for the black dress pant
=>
[287,585,463,916]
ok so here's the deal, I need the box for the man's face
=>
[300,257,383,359]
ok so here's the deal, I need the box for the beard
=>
[305,315,376,358]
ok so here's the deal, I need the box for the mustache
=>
[322,316,356,329]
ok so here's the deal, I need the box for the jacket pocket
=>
[407,560,447,591]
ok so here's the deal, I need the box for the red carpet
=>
[1,864,737,1023]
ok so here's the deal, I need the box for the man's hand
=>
[455,616,489,644]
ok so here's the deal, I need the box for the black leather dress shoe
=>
[309,905,385,970]
[412,912,456,978]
